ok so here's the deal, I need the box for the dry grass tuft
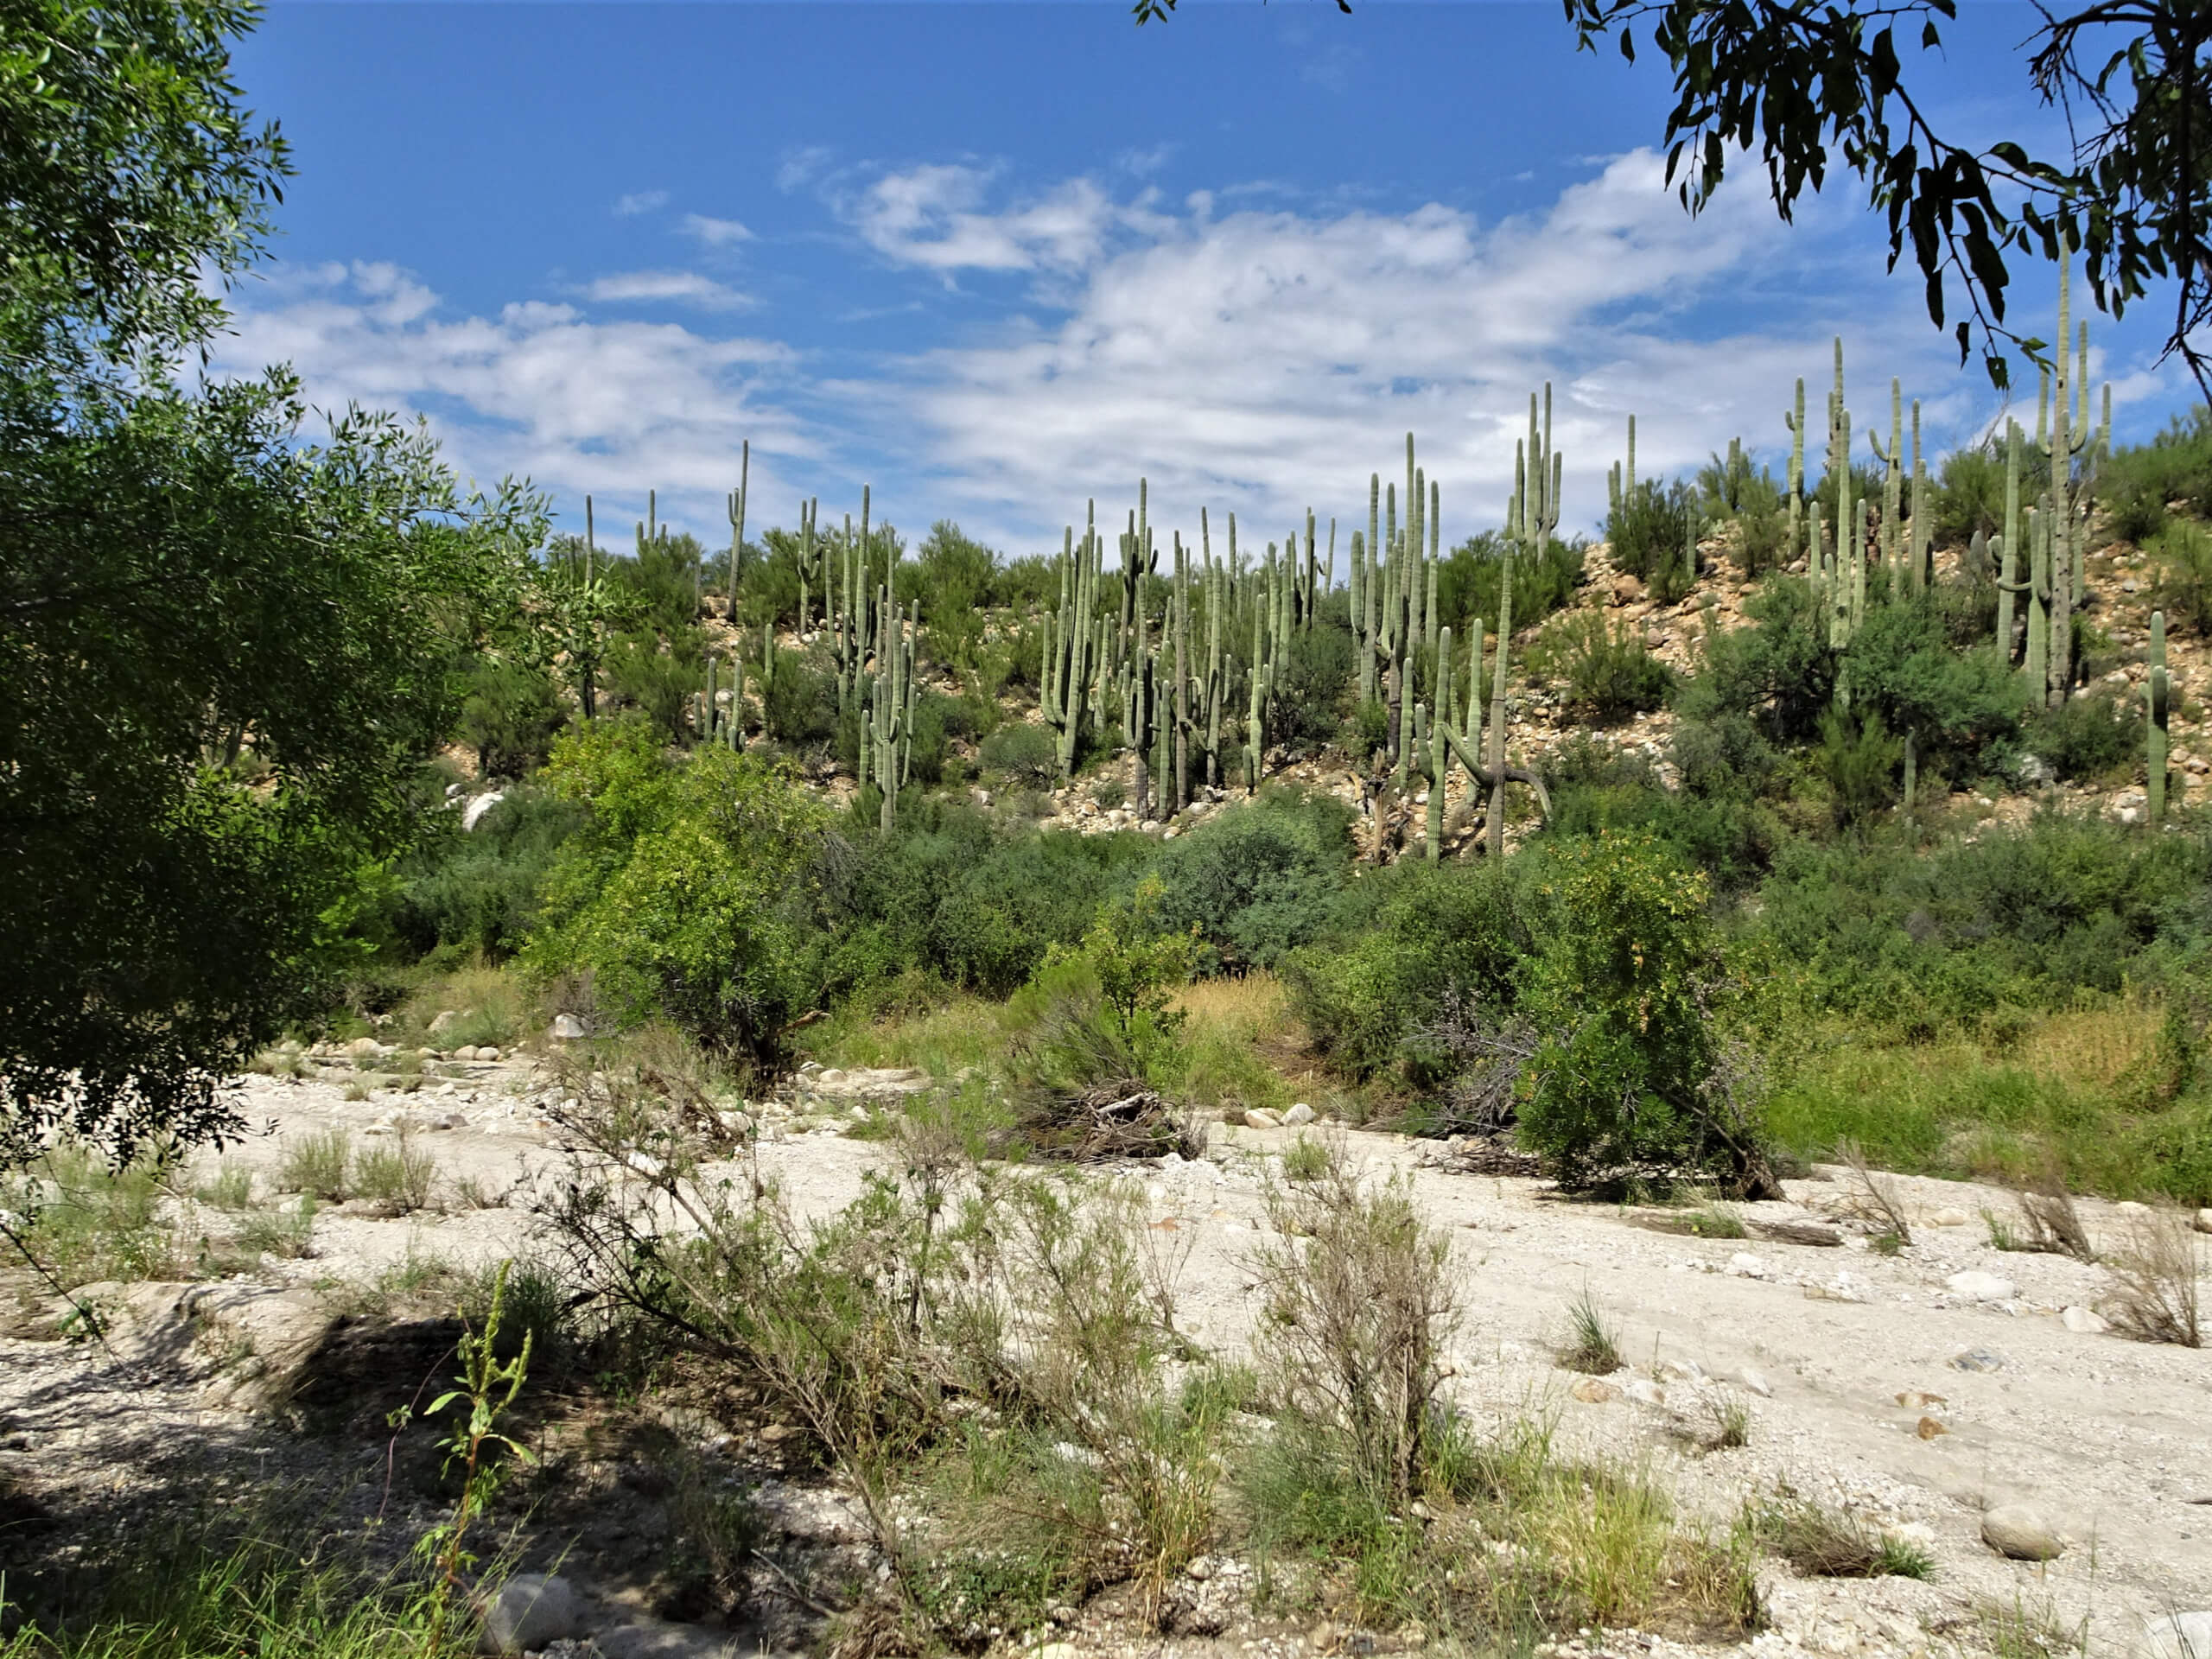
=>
[2101,1206,2203,1346]
[1835,1139,1913,1248]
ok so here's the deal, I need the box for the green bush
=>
[1605,480,1700,603]
[980,721,1058,785]
[2025,689,2134,782]
[1435,531,1586,640]
[1269,625,1357,750]
[603,626,704,743]
[2150,518,2212,637]
[2100,405,2212,544]
[1696,448,1789,575]
[528,726,828,1064]
[1541,611,1673,724]
[1284,860,1543,1084]
[392,786,586,961]
[1517,834,1775,1195]
[1930,443,2006,546]
[1817,709,1904,829]
[760,649,837,746]
[1141,789,1355,973]
[455,658,566,779]
[1675,577,1836,743]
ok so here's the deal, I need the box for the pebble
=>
[1945,1269,2017,1302]
[1916,1415,1948,1440]
[2061,1304,2110,1334]
[1981,1503,2064,1561]
[1728,1252,1772,1279]
[1951,1347,2006,1372]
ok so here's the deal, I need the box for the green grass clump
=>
[275,1129,353,1201]
[1557,1292,1624,1376]
[350,1136,436,1215]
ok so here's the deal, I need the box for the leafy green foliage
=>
[1817,709,1904,828]
[2102,406,2212,543]
[528,727,829,1064]
[2150,518,2212,636]
[1435,531,1586,639]
[391,787,586,962]
[1284,861,1542,1085]
[1931,443,2008,546]
[980,721,1058,785]
[2025,689,2134,782]
[1269,625,1358,749]
[1517,834,1773,1195]
[1141,789,1356,973]
[1606,480,1699,603]
[457,658,567,779]
[1541,611,1675,724]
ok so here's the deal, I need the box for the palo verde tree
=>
[1,0,546,1168]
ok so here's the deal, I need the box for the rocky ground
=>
[4,1046,2209,1659]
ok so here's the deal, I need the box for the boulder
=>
[1727,1252,1772,1279]
[461,791,507,832]
[2197,1209,2212,1236]
[2060,1305,2110,1334]
[1282,1103,1317,1126]
[1945,1269,2017,1302]
[2143,1613,2212,1659]
[480,1574,584,1655]
[1243,1109,1281,1129]
[1981,1504,2063,1562]
[550,1014,588,1040]
[1927,1206,1970,1227]
[1738,1366,1772,1397]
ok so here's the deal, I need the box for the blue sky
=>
[215,2,2206,556]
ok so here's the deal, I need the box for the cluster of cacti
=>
[694,650,745,750]
[1868,378,1932,590]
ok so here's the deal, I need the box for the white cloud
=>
[839,150,1974,545]
[583,269,753,311]
[846,164,1132,276]
[213,261,798,537]
[683,213,754,246]
[776,145,835,194]
[614,188,670,217]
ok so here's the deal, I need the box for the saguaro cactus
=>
[2147,609,2170,824]
[1488,385,1560,858]
[725,441,749,622]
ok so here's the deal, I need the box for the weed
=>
[237,1197,318,1260]
[1687,1201,1748,1239]
[276,1129,353,1201]
[461,1257,570,1364]
[1559,1291,1624,1375]
[1752,1492,1929,1579]
[1978,1594,2088,1659]
[352,1136,436,1215]
[2101,1206,2203,1346]
[193,1160,256,1210]
[1835,1139,1913,1247]
[1281,1134,1330,1182]
[1702,1395,1752,1451]
[343,1081,372,1103]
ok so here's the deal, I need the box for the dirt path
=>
[5,1059,2207,1659]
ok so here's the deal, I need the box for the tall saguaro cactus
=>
[1488,386,1560,858]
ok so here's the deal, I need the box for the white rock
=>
[1738,1366,1773,1397]
[1927,1206,1970,1227]
[550,1013,588,1040]
[1946,1269,2017,1302]
[1728,1252,1772,1279]
[1659,1358,1706,1382]
[1623,1377,1667,1406]
[2060,1304,2110,1334]
[2196,1208,2212,1236]
[461,791,507,833]
[2142,1612,2212,1659]
[479,1573,583,1654]
[1282,1103,1317,1126]
[1243,1109,1281,1129]
[1980,1504,2063,1561]
[2116,1198,2151,1215]
[477,1046,501,1062]
[453,1046,480,1061]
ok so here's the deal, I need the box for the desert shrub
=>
[1141,789,1354,973]
[1516,833,1778,1196]
[979,721,1057,786]
[1751,813,2212,1029]
[825,804,1151,997]
[1268,624,1357,749]
[1697,448,1789,575]
[2025,689,2134,781]
[1931,442,2008,546]
[602,626,706,743]
[905,691,955,785]
[527,726,828,1065]
[1435,531,1586,640]
[760,649,837,747]
[391,786,585,962]
[1675,577,1838,744]
[1606,479,1700,603]
[1817,709,1904,829]
[455,657,566,779]
[1283,859,1544,1084]
[1834,592,2023,778]
[2150,518,2212,637]
[2101,404,2212,543]
[1543,611,1673,723]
